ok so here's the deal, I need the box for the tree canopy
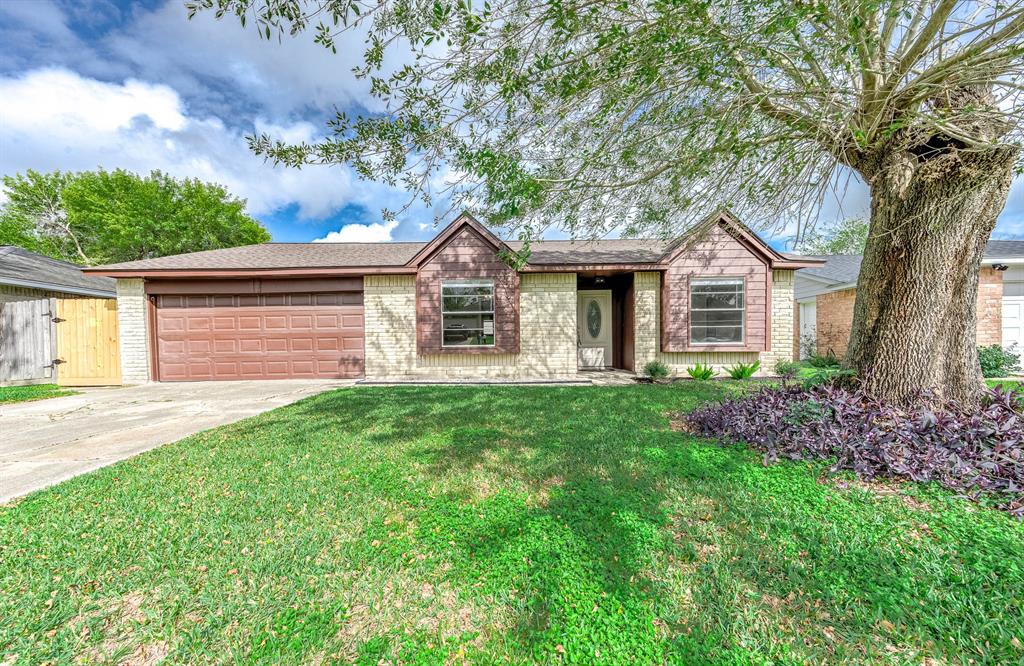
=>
[0,169,270,265]
[795,218,869,255]
[191,0,1023,240]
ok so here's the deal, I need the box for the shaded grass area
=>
[0,383,77,404]
[1,385,1021,664]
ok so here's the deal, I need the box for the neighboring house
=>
[794,241,1024,360]
[0,246,116,302]
[85,212,823,383]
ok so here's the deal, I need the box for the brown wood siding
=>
[416,226,520,355]
[660,226,769,353]
[622,281,635,371]
[155,291,364,381]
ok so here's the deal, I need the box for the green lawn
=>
[1,385,1021,664]
[0,383,77,404]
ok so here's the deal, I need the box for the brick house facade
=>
[88,212,823,383]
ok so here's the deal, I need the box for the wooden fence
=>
[55,299,121,386]
[0,297,121,386]
[0,298,57,385]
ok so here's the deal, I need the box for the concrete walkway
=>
[0,380,349,503]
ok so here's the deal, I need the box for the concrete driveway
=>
[0,380,349,503]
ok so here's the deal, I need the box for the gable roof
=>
[404,214,511,267]
[84,213,823,277]
[0,246,116,297]
[658,209,820,270]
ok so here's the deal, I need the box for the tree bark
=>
[846,143,1018,406]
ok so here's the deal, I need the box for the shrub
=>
[643,359,670,381]
[774,360,801,378]
[687,384,1024,515]
[798,332,817,360]
[686,363,717,380]
[801,366,856,388]
[726,360,760,379]
[807,353,841,368]
[978,344,1021,378]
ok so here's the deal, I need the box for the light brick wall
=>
[977,267,1003,346]
[115,278,150,383]
[633,272,660,370]
[363,273,576,380]
[633,271,762,376]
[760,270,795,372]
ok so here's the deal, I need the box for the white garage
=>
[1002,266,1024,361]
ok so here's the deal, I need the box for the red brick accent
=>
[415,226,520,354]
[977,267,1003,347]
[815,288,857,358]
[660,225,769,352]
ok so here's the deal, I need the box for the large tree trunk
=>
[846,143,1018,406]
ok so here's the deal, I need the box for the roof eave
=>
[84,266,417,279]
[773,259,827,270]
[520,262,662,272]
[0,276,115,298]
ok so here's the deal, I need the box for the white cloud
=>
[103,1,393,118]
[315,219,400,243]
[0,67,416,226]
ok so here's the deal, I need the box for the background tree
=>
[0,169,270,265]
[795,218,870,255]
[191,0,1024,404]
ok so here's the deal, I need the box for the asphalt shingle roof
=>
[987,239,1024,258]
[93,242,427,271]
[0,246,116,296]
[91,238,675,271]
[798,240,1024,286]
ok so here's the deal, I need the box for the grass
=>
[0,383,77,404]
[1,385,1021,664]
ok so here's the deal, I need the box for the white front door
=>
[799,300,817,360]
[578,290,613,369]
[1003,295,1024,361]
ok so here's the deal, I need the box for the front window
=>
[690,278,744,344]
[442,280,495,347]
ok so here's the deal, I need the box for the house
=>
[84,212,823,383]
[794,241,1024,360]
[0,246,116,302]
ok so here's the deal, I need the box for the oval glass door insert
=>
[586,299,602,338]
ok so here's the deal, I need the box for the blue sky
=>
[2,0,1023,246]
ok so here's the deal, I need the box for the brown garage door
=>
[155,292,364,381]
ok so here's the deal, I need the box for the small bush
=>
[978,344,1021,378]
[726,360,760,379]
[801,366,856,388]
[774,360,801,378]
[807,353,841,368]
[686,363,717,380]
[643,359,670,380]
[687,383,1024,515]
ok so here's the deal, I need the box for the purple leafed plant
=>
[687,384,1024,516]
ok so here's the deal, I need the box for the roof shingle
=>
[0,246,116,296]
[797,240,1024,286]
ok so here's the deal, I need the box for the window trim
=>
[689,276,745,346]
[440,279,496,348]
